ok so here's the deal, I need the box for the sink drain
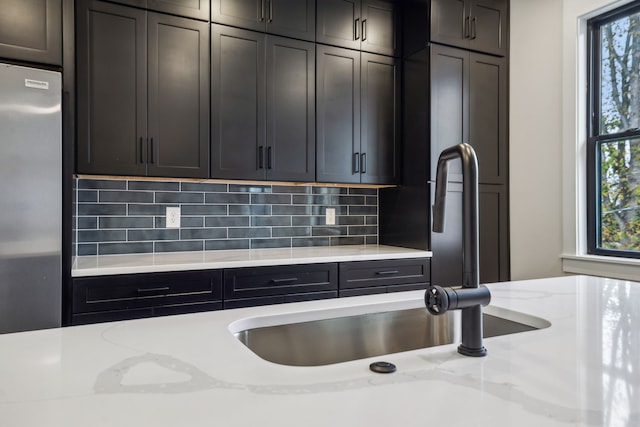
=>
[369,361,396,374]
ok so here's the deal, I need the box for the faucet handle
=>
[425,286,450,315]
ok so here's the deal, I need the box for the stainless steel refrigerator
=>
[0,63,62,334]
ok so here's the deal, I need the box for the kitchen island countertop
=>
[1,275,638,426]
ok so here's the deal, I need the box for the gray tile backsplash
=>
[74,178,379,256]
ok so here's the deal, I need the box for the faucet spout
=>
[426,143,490,357]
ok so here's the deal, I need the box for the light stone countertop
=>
[1,275,639,426]
[72,244,432,277]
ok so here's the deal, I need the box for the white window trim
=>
[561,0,640,281]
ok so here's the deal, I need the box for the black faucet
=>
[425,143,491,357]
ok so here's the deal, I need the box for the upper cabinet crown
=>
[0,0,62,65]
[76,0,210,178]
[212,0,316,41]
[316,0,399,57]
[101,0,210,20]
[431,0,508,56]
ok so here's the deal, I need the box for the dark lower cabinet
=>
[211,25,315,181]
[76,0,209,178]
[338,258,430,297]
[316,45,399,184]
[71,270,223,325]
[0,0,62,65]
[69,258,432,324]
[223,263,338,308]
[212,0,315,41]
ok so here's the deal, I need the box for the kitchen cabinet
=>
[379,41,509,284]
[223,263,338,308]
[431,0,508,57]
[430,44,507,184]
[212,0,315,42]
[71,270,223,325]
[101,0,210,20]
[211,25,315,182]
[0,0,62,65]
[76,0,209,178]
[338,258,430,297]
[316,0,399,57]
[316,44,400,184]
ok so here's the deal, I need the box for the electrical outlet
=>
[326,208,336,225]
[166,206,181,228]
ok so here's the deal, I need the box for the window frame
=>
[586,0,640,259]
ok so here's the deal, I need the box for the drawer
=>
[223,263,338,300]
[339,258,430,290]
[72,270,222,314]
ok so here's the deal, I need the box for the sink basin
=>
[232,303,550,366]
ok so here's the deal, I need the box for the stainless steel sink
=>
[233,305,550,366]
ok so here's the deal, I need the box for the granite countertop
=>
[1,275,639,426]
[72,244,432,277]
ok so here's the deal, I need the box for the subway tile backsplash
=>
[74,178,379,256]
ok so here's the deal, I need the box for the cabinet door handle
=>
[267,146,272,169]
[471,16,477,40]
[137,286,170,295]
[464,16,470,39]
[149,137,156,164]
[258,146,264,169]
[354,18,360,40]
[375,270,399,275]
[362,19,367,41]
[260,0,265,21]
[271,278,298,284]
[269,0,273,22]
[361,153,366,173]
[139,137,145,164]
[353,152,360,173]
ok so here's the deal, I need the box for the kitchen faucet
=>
[425,143,491,357]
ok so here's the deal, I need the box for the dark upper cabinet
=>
[316,0,399,56]
[211,25,315,181]
[431,0,508,56]
[0,0,62,65]
[101,0,210,20]
[212,0,315,41]
[430,44,506,184]
[316,45,399,184]
[77,0,209,178]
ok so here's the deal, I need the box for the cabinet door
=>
[430,0,467,50]
[212,0,264,32]
[267,0,315,41]
[316,45,361,184]
[361,0,398,56]
[469,0,508,56]
[211,25,266,180]
[479,184,509,283]
[77,0,147,176]
[316,0,361,51]
[360,53,399,184]
[148,0,210,20]
[147,14,209,178]
[0,0,61,65]
[469,53,507,184]
[430,44,469,183]
[266,36,315,182]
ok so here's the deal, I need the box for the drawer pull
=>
[375,270,399,276]
[271,278,299,284]
[137,286,170,295]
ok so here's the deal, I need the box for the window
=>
[587,1,640,258]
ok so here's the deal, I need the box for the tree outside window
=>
[588,2,640,257]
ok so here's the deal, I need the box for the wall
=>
[510,0,640,281]
[74,178,378,256]
[509,0,564,279]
